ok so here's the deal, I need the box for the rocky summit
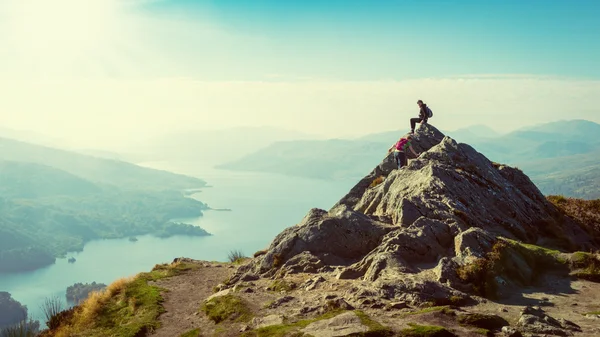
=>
[40,124,600,337]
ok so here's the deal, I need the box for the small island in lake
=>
[66,282,107,304]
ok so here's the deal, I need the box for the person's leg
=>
[410,118,422,133]
[399,152,407,167]
[393,152,402,169]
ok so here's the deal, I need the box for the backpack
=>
[395,138,409,151]
[425,106,433,118]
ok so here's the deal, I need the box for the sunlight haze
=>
[0,0,599,149]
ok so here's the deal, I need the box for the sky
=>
[0,0,599,149]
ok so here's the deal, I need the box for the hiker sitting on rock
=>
[410,99,432,134]
[388,135,420,169]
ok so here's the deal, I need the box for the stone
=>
[516,307,581,336]
[267,296,295,309]
[303,275,326,291]
[205,288,231,302]
[301,312,369,337]
[388,301,409,310]
[501,326,523,337]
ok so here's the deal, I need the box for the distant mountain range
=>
[218,120,600,199]
[127,126,321,166]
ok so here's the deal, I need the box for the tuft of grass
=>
[369,176,385,188]
[180,328,201,337]
[355,310,394,336]
[547,196,600,242]
[201,294,252,324]
[228,250,247,263]
[254,250,268,258]
[569,251,600,281]
[272,254,283,268]
[584,311,600,315]
[40,295,65,330]
[548,195,568,205]
[268,280,296,292]
[455,241,508,299]
[43,261,196,337]
[475,328,491,336]
[400,306,454,318]
[457,239,569,299]
[0,320,39,337]
[400,323,456,337]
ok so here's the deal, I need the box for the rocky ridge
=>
[38,124,600,337]
[218,124,600,336]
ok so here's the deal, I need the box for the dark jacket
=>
[419,104,428,120]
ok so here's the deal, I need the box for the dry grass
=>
[547,195,600,242]
[253,250,268,258]
[227,250,247,264]
[369,176,385,188]
[41,262,196,337]
[273,254,283,268]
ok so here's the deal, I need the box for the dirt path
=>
[471,276,600,336]
[149,261,234,337]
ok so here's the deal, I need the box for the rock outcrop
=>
[38,123,600,337]
[230,124,600,305]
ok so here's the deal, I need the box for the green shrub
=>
[400,323,456,337]
[180,328,201,337]
[201,295,252,324]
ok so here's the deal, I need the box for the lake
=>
[0,163,357,322]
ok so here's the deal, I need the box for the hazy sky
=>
[0,0,599,148]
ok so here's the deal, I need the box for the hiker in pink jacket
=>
[388,135,420,169]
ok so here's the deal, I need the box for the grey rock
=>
[281,251,325,274]
[454,227,497,259]
[267,295,294,309]
[501,326,523,337]
[301,311,369,337]
[325,298,354,311]
[516,307,581,336]
[205,288,231,302]
[388,301,409,310]
[303,275,326,291]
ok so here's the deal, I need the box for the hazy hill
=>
[135,126,320,165]
[217,139,385,180]
[0,137,205,190]
[0,138,211,273]
[0,161,101,198]
[218,120,600,198]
